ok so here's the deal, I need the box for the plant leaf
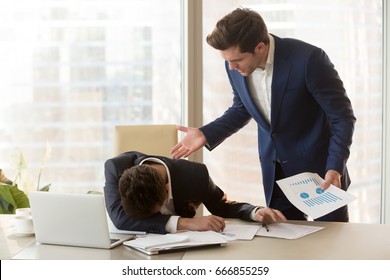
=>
[39,184,51,192]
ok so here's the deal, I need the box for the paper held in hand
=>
[276,172,357,219]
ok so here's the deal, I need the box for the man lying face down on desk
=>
[104,151,286,234]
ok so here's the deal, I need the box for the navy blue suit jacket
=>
[104,151,258,233]
[200,35,356,206]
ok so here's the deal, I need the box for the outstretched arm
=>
[170,125,207,158]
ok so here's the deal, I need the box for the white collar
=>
[139,157,172,200]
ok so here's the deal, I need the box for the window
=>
[1,1,383,224]
[202,0,382,223]
[0,0,182,193]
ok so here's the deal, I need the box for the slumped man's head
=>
[119,164,167,219]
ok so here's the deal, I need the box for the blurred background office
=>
[0,0,387,224]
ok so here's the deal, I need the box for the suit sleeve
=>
[103,156,171,234]
[306,48,356,174]
[202,177,258,221]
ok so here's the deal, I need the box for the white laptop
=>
[29,191,134,249]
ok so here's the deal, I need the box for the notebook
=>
[28,191,134,249]
[123,230,228,255]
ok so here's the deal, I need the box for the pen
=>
[262,222,269,232]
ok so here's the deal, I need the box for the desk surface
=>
[0,214,182,260]
[183,220,390,260]
[0,214,35,260]
[1,215,389,260]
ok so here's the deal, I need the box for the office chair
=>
[113,124,178,157]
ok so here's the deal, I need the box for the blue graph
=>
[316,188,325,194]
[302,191,342,207]
[300,192,310,199]
[291,177,342,207]
[290,177,320,187]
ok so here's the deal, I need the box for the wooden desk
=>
[2,215,390,260]
[182,220,390,260]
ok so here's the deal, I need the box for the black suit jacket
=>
[104,151,258,233]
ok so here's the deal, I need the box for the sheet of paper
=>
[124,230,228,252]
[124,233,189,250]
[172,231,228,248]
[219,223,261,240]
[276,172,357,219]
[256,222,324,239]
[109,228,146,235]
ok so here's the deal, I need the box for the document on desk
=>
[123,231,228,255]
[276,172,357,219]
[109,228,146,235]
[220,223,261,240]
[256,222,324,239]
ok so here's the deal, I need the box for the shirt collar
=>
[266,34,275,67]
[139,157,173,200]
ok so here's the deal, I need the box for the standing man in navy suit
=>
[171,8,356,222]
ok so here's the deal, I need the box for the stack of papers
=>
[123,222,325,255]
[123,231,227,255]
[124,233,189,250]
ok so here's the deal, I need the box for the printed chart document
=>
[123,231,227,255]
[277,172,356,219]
[256,222,324,239]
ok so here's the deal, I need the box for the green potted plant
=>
[0,141,51,214]
[0,169,30,214]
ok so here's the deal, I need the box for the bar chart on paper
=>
[292,177,344,207]
[276,172,356,219]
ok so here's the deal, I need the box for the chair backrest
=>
[113,124,178,157]
[112,124,203,217]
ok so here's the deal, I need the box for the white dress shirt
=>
[247,34,275,124]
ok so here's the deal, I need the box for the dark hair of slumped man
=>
[119,165,166,219]
[206,7,270,53]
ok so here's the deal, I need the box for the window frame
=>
[381,0,389,224]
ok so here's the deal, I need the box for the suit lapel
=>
[271,36,291,128]
[230,69,270,130]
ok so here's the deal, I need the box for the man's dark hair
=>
[206,7,269,53]
[119,164,166,219]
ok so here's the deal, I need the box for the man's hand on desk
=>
[177,215,226,232]
[255,207,287,224]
